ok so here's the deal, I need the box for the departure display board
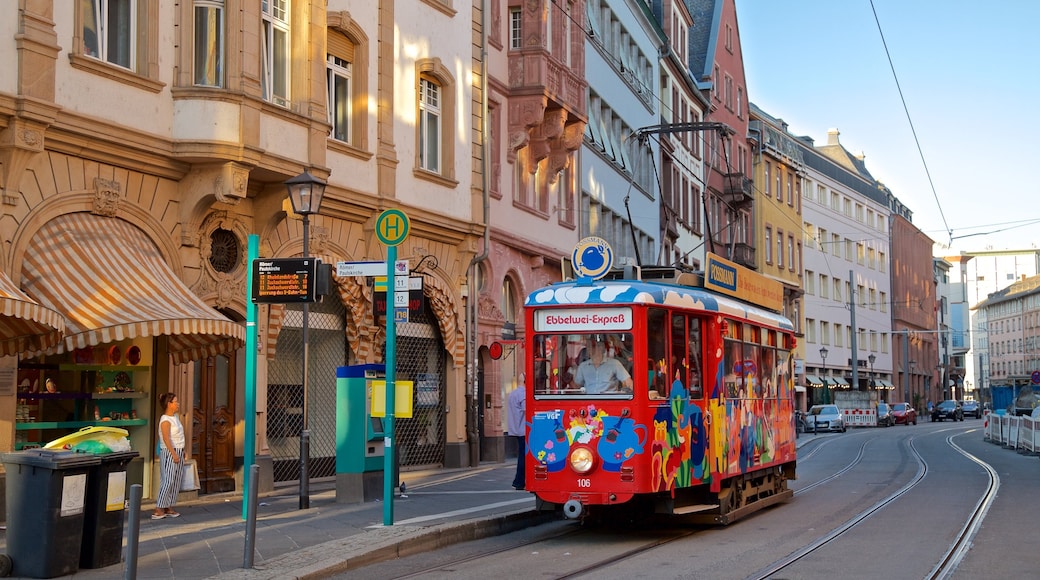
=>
[251,258,318,303]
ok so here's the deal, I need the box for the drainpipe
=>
[465,0,491,468]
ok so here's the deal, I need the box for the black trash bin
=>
[80,450,140,569]
[2,449,101,578]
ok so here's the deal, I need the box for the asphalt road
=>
[333,420,1039,580]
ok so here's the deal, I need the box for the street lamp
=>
[868,353,877,400]
[285,170,327,510]
[819,346,829,404]
[908,359,916,410]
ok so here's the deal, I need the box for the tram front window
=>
[533,333,634,397]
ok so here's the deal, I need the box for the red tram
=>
[523,254,797,524]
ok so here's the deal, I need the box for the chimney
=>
[827,128,840,145]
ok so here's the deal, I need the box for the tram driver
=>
[572,336,633,394]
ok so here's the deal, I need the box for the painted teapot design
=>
[528,411,570,472]
[597,412,647,472]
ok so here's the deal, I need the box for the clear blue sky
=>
[735,0,1040,252]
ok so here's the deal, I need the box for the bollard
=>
[300,430,310,509]
[124,484,143,580]
[243,465,260,569]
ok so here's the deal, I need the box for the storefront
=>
[9,212,244,497]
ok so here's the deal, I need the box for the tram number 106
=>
[577,478,592,488]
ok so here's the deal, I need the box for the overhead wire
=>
[868,0,951,245]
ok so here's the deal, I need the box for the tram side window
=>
[687,318,703,398]
[761,346,777,398]
[647,308,668,395]
[724,338,742,398]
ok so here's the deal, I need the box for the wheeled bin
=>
[80,450,140,569]
[2,449,101,578]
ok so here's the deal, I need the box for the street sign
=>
[337,261,386,277]
[251,258,318,303]
[1031,370,1040,384]
[375,209,410,246]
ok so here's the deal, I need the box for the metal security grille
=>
[268,297,349,483]
[393,307,447,469]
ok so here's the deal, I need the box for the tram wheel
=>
[0,554,12,577]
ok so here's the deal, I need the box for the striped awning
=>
[0,270,64,357]
[21,213,244,363]
[804,375,822,387]
[830,376,850,386]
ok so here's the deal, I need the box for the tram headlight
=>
[569,447,595,474]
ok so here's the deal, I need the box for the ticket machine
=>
[336,364,386,503]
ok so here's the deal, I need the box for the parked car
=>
[932,399,964,422]
[890,402,917,425]
[960,400,980,419]
[804,404,846,433]
[876,402,894,427]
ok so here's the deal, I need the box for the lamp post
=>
[819,346,829,404]
[285,170,327,510]
[868,353,877,400]
[908,359,916,410]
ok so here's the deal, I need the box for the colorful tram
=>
[523,257,797,524]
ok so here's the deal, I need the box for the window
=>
[804,271,815,295]
[788,235,795,271]
[327,53,352,143]
[327,15,370,152]
[419,78,441,172]
[193,1,224,86]
[786,173,793,205]
[833,279,842,302]
[764,227,772,263]
[415,59,457,183]
[82,0,136,69]
[819,274,829,299]
[764,163,771,196]
[262,0,290,107]
[776,230,783,268]
[510,8,522,49]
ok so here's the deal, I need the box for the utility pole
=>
[849,270,858,390]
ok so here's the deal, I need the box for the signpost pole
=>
[375,208,408,527]
[243,235,258,520]
[384,245,397,526]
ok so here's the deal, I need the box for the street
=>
[334,420,1039,579]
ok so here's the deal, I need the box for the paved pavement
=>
[1,434,822,579]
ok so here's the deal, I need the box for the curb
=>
[212,508,556,579]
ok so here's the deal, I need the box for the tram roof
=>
[525,278,794,332]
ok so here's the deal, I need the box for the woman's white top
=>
[159,413,185,450]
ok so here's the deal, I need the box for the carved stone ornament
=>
[478,292,505,322]
[91,178,122,216]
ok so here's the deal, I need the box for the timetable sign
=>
[251,258,318,303]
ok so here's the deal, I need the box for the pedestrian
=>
[153,392,185,520]
[508,373,526,491]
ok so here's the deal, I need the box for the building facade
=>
[798,129,896,405]
[481,0,588,461]
[0,1,486,499]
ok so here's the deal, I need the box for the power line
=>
[869,0,951,244]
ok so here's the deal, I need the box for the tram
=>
[523,244,797,524]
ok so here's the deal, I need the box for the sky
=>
[735,0,1040,253]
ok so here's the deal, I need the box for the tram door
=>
[192,353,237,493]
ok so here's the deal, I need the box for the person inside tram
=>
[572,336,633,394]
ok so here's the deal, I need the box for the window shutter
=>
[327,32,354,62]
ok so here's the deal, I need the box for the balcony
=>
[722,173,753,205]
[725,243,756,269]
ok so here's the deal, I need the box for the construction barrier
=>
[984,412,1040,455]
[841,408,877,427]
[1020,416,1040,454]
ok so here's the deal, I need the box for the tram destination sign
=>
[251,258,318,303]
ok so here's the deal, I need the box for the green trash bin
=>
[80,450,140,569]
[2,449,101,578]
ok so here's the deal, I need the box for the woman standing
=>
[153,392,185,520]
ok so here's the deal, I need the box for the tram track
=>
[750,428,998,580]
[349,429,997,580]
